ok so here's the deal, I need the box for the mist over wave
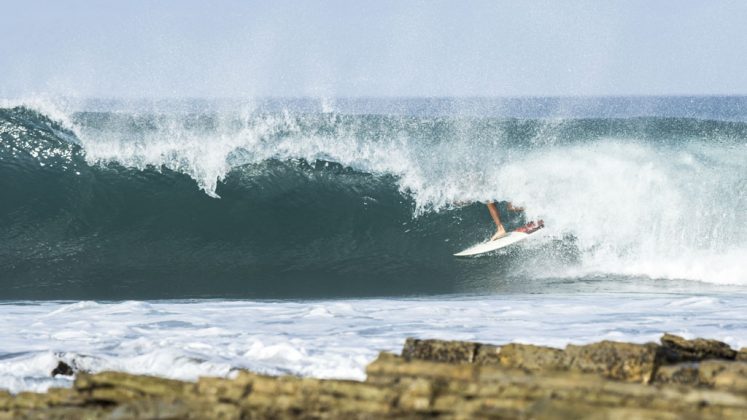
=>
[1,98,745,298]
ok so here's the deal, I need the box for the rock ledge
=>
[3,334,747,419]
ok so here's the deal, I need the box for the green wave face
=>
[1,103,746,299]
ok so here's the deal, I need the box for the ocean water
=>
[1,97,746,393]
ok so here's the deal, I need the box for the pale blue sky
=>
[2,0,747,98]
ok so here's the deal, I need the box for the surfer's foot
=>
[491,227,507,241]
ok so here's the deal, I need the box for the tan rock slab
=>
[699,360,747,392]
[481,342,568,372]
[402,338,478,363]
[565,340,658,383]
[661,333,737,363]
[654,363,700,386]
[75,371,192,397]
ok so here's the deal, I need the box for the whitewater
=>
[3,293,747,394]
[1,96,746,393]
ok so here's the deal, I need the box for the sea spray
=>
[1,99,746,298]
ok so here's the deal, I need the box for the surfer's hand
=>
[507,203,524,212]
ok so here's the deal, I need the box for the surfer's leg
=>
[487,202,506,240]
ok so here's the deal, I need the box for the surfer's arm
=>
[507,202,524,212]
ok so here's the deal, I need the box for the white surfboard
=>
[454,220,544,257]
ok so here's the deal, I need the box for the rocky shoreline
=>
[2,334,747,419]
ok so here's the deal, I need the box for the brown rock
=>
[395,338,662,383]
[75,371,193,399]
[111,397,240,420]
[241,371,394,418]
[9,392,50,410]
[7,337,747,419]
[366,352,477,385]
[51,361,74,377]
[0,391,11,411]
[397,378,434,412]
[653,362,701,386]
[2,406,110,419]
[403,338,571,375]
[318,378,393,402]
[699,361,747,392]
[44,387,85,407]
[660,333,737,363]
[472,343,501,364]
[196,373,252,403]
[478,342,568,372]
[401,338,477,363]
[565,340,658,383]
[89,386,142,404]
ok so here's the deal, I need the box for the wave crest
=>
[1,105,746,294]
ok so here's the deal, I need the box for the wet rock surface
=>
[405,336,660,382]
[3,334,747,419]
[51,361,75,377]
[659,333,737,363]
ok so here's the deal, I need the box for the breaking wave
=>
[1,99,745,298]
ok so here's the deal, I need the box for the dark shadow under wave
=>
[1,153,544,299]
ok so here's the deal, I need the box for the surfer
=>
[487,202,523,241]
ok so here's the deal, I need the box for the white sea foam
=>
[0,96,78,132]
[2,293,747,393]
